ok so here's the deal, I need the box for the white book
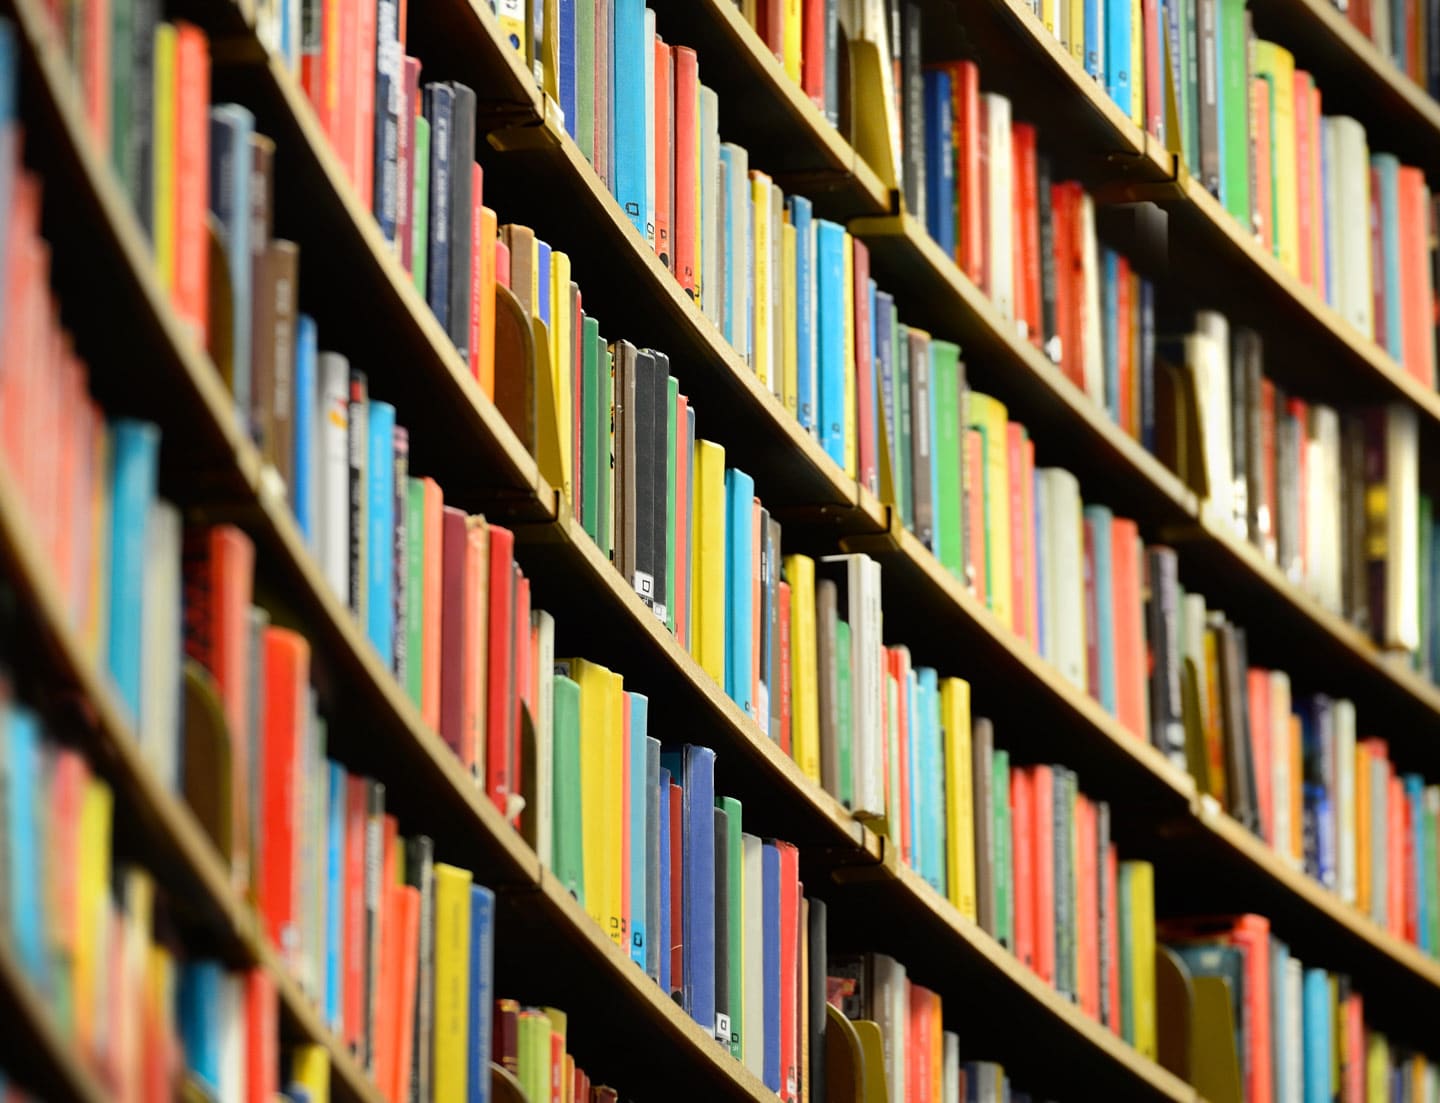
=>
[1268,670,1293,861]
[643,8,657,250]
[1034,472,1054,664]
[1181,592,1210,737]
[220,971,245,1103]
[943,1031,961,1103]
[1335,699,1357,905]
[1329,117,1373,338]
[1306,405,1342,613]
[535,609,556,868]
[874,953,907,1102]
[699,87,721,325]
[858,555,886,817]
[1080,193,1104,406]
[984,94,1014,323]
[1190,311,1234,528]
[723,142,752,363]
[118,870,154,1102]
[316,352,351,605]
[741,832,764,1075]
[1041,468,1087,690]
[1285,959,1304,1103]
[140,500,182,789]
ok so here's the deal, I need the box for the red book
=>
[1344,994,1365,1103]
[1398,167,1436,386]
[1076,797,1099,1019]
[244,970,277,1103]
[512,573,531,825]
[1247,670,1272,842]
[674,392,691,646]
[778,580,792,755]
[777,840,800,1102]
[1294,72,1314,289]
[1350,0,1372,35]
[1115,256,1133,433]
[1012,123,1041,345]
[853,239,876,494]
[438,507,470,758]
[1387,772,1404,938]
[1105,843,1120,1031]
[1110,517,1146,738]
[343,775,367,1049]
[573,1067,590,1103]
[1230,915,1273,1103]
[672,47,699,298]
[464,517,489,772]
[418,478,444,730]
[620,693,633,950]
[756,0,785,58]
[391,885,421,1103]
[1032,765,1056,985]
[1006,423,1027,641]
[1143,0,1163,138]
[1051,183,1081,387]
[83,0,108,141]
[355,0,377,202]
[1010,767,1036,970]
[373,884,402,1094]
[964,429,986,598]
[668,782,684,995]
[173,23,210,346]
[1403,779,1418,942]
[493,999,520,1073]
[949,61,984,285]
[334,0,357,170]
[486,524,517,814]
[1251,77,1273,253]
[259,628,308,969]
[801,0,825,108]
[1081,513,1100,701]
[396,57,420,275]
[301,0,334,134]
[653,40,673,270]
[549,1032,565,1103]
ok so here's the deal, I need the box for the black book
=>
[447,82,477,361]
[1036,154,1060,363]
[1195,0,1221,195]
[648,350,671,621]
[1224,624,1260,832]
[713,805,730,1044]
[1145,546,1186,769]
[1138,278,1156,452]
[348,370,370,623]
[373,0,401,242]
[900,2,925,224]
[404,835,435,1103]
[422,83,454,334]
[129,0,160,235]
[807,896,827,1103]
[631,349,659,608]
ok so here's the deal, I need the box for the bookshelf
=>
[5,0,1440,1091]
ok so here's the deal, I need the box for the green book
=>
[551,675,584,903]
[720,795,744,1059]
[896,322,913,531]
[411,117,430,296]
[993,748,1012,951]
[1182,0,1199,176]
[404,478,426,706]
[576,0,596,163]
[930,340,964,579]
[682,406,695,651]
[581,316,601,541]
[1218,0,1250,224]
[1118,854,1137,1043]
[1426,794,1439,952]
[666,375,679,633]
[836,619,853,809]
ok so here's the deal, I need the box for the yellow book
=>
[433,862,473,1101]
[1041,0,1058,35]
[564,657,613,930]
[842,233,857,478]
[1130,0,1144,127]
[1067,0,1085,65]
[781,221,798,420]
[75,776,114,1052]
[152,23,178,292]
[519,1010,553,1102]
[1253,42,1298,275]
[783,0,802,81]
[940,677,976,920]
[1367,1034,1390,1102]
[741,0,757,24]
[290,1045,331,1103]
[496,0,527,68]
[551,250,574,503]
[751,172,773,389]
[603,667,626,948]
[967,392,1012,629]
[783,554,820,782]
[1122,860,1158,1059]
[692,440,728,683]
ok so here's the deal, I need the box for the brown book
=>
[500,225,536,319]
[815,578,840,798]
[492,998,520,1074]
[1340,412,1369,631]
[265,240,300,492]
[246,133,275,440]
[972,716,995,937]
[493,283,538,449]
[907,330,934,548]
[464,515,491,776]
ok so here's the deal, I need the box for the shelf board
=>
[0,941,111,1103]
[647,0,892,219]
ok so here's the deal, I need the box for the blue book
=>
[1373,154,1404,362]
[1299,696,1336,890]
[644,735,662,981]
[109,420,161,719]
[324,760,345,1029]
[788,195,816,433]
[761,841,782,1091]
[1101,250,1119,420]
[367,401,396,666]
[178,961,225,1094]
[207,104,253,424]
[628,693,649,968]
[1302,968,1329,1103]
[6,706,43,984]
[1083,505,1117,712]
[922,69,955,257]
[657,765,673,996]
[468,884,496,1103]
[423,83,454,334]
[823,0,839,125]
[613,0,647,236]
[559,0,577,138]
[1271,938,1290,1103]
[293,314,318,541]
[816,219,848,468]
[1105,0,1133,116]
[875,291,897,500]
[1407,773,1427,951]
[1085,0,1105,78]
[724,468,756,716]
[661,745,717,1033]
[536,239,552,329]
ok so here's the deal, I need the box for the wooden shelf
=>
[647,0,892,219]
[0,941,111,1103]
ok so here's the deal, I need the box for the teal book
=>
[1101,250,1119,421]
[109,419,161,719]
[905,669,923,882]
[816,219,848,468]
[1084,505,1117,713]
[719,794,744,1059]
[628,693,649,968]
[612,0,647,237]
[931,340,964,578]
[836,619,853,808]
[412,116,430,296]
[1302,968,1330,1103]
[922,668,945,893]
[6,706,43,983]
[366,401,396,667]
[724,467,756,716]
[551,675,584,902]
[1372,153,1403,361]
[1271,937,1291,1103]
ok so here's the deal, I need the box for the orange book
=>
[486,525,517,815]
[343,776,367,1049]
[1356,739,1375,916]
[1012,122,1041,345]
[1051,182,1083,386]
[964,429,986,598]
[1104,841,1120,1032]
[334,0,357,174]
[259,628,308,969]
[1246,670,1271,843]
[390,884,421,1102]
[373,884,402,1096]
[173,23,210,345]
[1398,167,1436,386]
[244,970,277,1103]
[355,0,377,203]
[1032,764,1055,985]
[653,39,673,269]
[1293,71,1315,288]
[419,479,444,731]
[1076,796,1099,1019]
[1010,767,1036,970]
[464,515,490,773]
[1110,517,1146,740]
[1252,77,1273,253]
[1006,423,1028,640]
[947,60,984,285]
[83,0,109,143]
[1115,255,1133,433]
